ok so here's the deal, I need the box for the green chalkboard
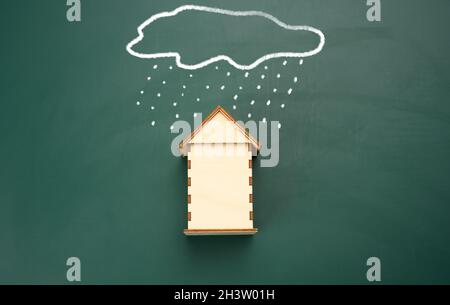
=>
[1,0,450,284]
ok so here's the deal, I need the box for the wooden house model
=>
[179,106,260,235]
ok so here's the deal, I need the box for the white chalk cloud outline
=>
[126,5,325,70]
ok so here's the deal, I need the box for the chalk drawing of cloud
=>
[126,5,325,70]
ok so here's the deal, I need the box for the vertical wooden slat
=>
[249,194,253,203]
[249,177,252,185]
[188,212,191,221]
[188,194,191,204]
[249,211,253,220]
[188,177,191,186]
[188,160,191,169]
[245,129,250,152]
[249,159,252,168]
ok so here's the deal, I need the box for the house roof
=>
[179,105,261,152]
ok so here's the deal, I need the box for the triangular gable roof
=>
[179,106,260,154]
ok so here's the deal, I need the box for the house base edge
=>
[184,228,258,236]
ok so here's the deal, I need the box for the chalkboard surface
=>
[1,0,449,284]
